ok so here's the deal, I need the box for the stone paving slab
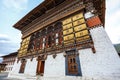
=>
[0,72,21,80]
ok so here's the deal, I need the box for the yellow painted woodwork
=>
[73,18,85,26]
[62,18,72,25]
[76,36,90,42]
[18,36,31,57]
[72,13,83,21]
[75,30,89,38]
[74,24,87,32]
[63,34,74,41]
[63,23,72,30]
[64,40,74,45]
[63,28,73,35]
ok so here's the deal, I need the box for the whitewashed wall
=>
[79,26,120,79]
[8,58,38,79]
[8,11,120,79]
[8,58,21,78]
[44,53,65,77]
[24,58,37,76]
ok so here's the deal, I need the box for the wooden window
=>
[48,36,52,47]
[65,50,82,76]
[42,38,45,49]
[35,39,40,50]
[55,33,59,45]
[54,22,62,30]
[40,38,43,49]
[68,55,78,74]
[36,60,45,76]
[58,31,63,45]
[19,59,26,73]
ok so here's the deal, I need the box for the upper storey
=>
[14,0,66,30]
[13,0,105,38]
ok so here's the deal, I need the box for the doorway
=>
[36,60,45,76]
[19,59,26,73]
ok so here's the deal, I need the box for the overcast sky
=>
[0,0,120,57]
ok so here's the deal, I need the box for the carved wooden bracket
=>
[91,46,96,53]
[37,54,48,61]
[63,52,67,57]
[20,59,26,63]
[53,54,57,59]
[17,58,20,63]
[31,57,33,61]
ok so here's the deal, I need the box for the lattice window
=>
[65,50,82,76]
[68,55,78,74]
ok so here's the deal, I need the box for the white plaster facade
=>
[8,11,120,80]
[8,26,120,80]
[3,57,17,72]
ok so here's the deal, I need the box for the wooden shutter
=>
[19,60,26,73]
[36,60,45,76]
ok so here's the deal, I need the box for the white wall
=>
[8,58,37,79]
[79,26,120,78]
[24,58,37,76]
[44,53,65,77]
[8,27,120,80]
[8,58,21,78]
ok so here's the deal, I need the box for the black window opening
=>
[54,22,62,31]
[65,49,82,76]
[48,36,52,47]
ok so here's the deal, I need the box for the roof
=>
[13,0,106,30]
[114,44,120,53]
[13,0,65,30]
[1,52,18,58]
[0,63,6,65]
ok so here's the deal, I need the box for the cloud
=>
[2,0,28,11]
[0,34,10,43]
[105,0,120,44]
[106,0,120,12]
[0,34,19,56]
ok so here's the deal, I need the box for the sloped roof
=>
[1,52,18,58]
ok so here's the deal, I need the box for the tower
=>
[8,0,120,80]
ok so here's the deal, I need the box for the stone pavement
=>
[0,72,21,80]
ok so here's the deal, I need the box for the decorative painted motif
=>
[74,24,87,32]
[87,16,102,27]
[76,36,90,42]
[72,13,84,21]
[18,36,31,57]
[62,12,91,45]
[75,30,89,38]
[64,40,74,45]
[18,12,94,58]
[63,34,74,41]
[73,18,85,26]
[63,23,72,30]
[63,28,73,35]
[62,18,72,25]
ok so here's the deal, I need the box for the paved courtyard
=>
[0,72,21,80]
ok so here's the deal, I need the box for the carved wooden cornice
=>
[22,1,85,38]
